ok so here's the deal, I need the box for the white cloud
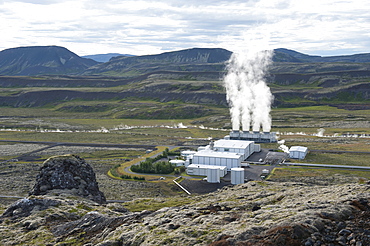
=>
[1,0,370,56]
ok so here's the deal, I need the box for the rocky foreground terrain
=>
[1,155,370,246]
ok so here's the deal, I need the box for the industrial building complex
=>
[182,134,265,184]
[179,130,307,185]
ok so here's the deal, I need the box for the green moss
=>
[123,196,195,212]
[76,203,93,211]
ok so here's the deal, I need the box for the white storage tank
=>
[231,167,244,185]
[254,144,261,152]
[207,167,220,183]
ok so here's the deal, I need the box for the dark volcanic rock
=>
[51,211,143,240]
[1,198,61,220]
[29,155,106,204]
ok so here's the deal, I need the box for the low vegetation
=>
[131,159,175,174]
[269,167,370,182]
[119,174,145,181]
[130,148,180,174]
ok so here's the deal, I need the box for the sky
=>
[1,0,370,56]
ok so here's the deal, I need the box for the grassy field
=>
[269,167,370,182]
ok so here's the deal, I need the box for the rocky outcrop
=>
[1,175,370,245]
[29,154,106,204]
[1,198,61,221]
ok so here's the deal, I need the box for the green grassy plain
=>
[270,167,370,181]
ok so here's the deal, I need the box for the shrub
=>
[131,149,175,174]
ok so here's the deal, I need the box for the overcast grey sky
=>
[1,0,370,56]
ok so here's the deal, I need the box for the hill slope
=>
[0,46,98,76]
[82,48,232,76]
[275,48,370,63]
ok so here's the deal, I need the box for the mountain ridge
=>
[1,45,370,77]
[0,46,98,76]
[274,48,370,63]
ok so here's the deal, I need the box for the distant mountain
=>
[82,48,233,76]
[81,53,134,63]
[1,46,370,77]
[274,48,370,63]
[83,47,370,77]
[0,46,98,76]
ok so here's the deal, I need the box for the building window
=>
[224,148,229,152]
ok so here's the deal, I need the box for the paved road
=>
[0,139,156,149]
[310,149,370,154]
[281,162,370,170]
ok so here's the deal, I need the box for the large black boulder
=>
[29,154,106,204]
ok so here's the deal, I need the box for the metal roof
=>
[213,139,254,149]
[193,150,243,159]
[289,146,308,152]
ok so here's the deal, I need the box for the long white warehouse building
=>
[213,139,255,159]
[190,139,258,171]
[192,151,244,170]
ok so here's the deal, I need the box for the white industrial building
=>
[181,150,197,159]
[182,139,259,184]
[289,146,308,159]
[191,140,257,170]
[192,151,244,171]
[186,164,227,177]
[212,139,255,159]
[169,159,186,166]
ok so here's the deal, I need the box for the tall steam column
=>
[223,33,276,143]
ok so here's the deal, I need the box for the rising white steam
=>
[278,139,290,153]
[223,32,273,132]
[316,128,325,137]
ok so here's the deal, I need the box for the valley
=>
[0,46,369,245]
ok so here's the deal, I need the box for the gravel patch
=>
[180,179,231,194]
[30,146,126,157]
[0,144,48,156]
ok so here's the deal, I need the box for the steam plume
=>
[223,33,273,132]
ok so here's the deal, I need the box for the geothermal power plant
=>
[181,40,279,185]
[226,130,277,143]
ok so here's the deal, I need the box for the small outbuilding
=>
[181,150,197,158]
[289,146,308,159]
[169,159,186,166]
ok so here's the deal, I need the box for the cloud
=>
[1,0,370,56]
